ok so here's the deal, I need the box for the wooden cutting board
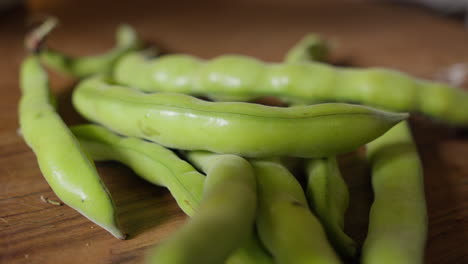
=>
[1,1,467,263]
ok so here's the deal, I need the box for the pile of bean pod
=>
[19,19,468,264]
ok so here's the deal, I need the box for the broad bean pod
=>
[362,122,427,264]
[305,158,356,259]
[18,56,124,239]
[253,160,342,264]
[146,154,257,264]
[73,75,407,158]
[38,23,141,78]
[113,51,468,125]
[187,151,274,264]
[71,124,205,216]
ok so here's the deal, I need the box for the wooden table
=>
[1,1,467,263]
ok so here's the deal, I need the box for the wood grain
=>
[1,1,467,263]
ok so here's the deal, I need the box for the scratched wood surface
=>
[1,1,467,263]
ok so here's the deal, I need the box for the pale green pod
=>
[362,122,427,264]
[72,76,407,158]
[253,161,342,264]
[187,151,274,264]
[71,124,205,216]
[114,52,468,124]
[19,56,124,239]
[305,158,356,259]
[40,24,141,77]
[146,154,257,264]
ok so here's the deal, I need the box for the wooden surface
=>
[1,1,467,263]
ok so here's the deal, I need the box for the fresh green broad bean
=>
[146,154,257,264]
[19,56,124,239]
[187,151,274,264]
[38,23,141,78]
[71,124,205,216]
[305,158,356,259]
[72,75,407,158]
[253,160,342,264]
[362,122,427,264]
[113,51,468,124]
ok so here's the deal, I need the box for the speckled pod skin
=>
[363,122,427,264]
[114,52,468,125]
[19,56,124,239]
[71,124,205,217]
[72,76,407,158]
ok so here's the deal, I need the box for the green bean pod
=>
[113,51,468,125]
[146,154,257,264]
[362,122,427,264]
[305,158,356,259]
[187,151,274,264]
[253,160,342,264]
[72,75,407,158]
[39,24,141,78]
[18,56,124,239]
[71,124,205,216]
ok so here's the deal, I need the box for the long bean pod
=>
[362,122,427,264]
[71,124,205,216]
[146,154,257,264]
[253,160,342,264]
[72,75,407,158]
[19,56,124,239]
[113,51,468,124]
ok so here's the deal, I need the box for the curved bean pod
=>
[39,24,141,78]
[253,160,342,264]
[305,158,356,259]
[362,122,427,264]
[113,51,468,124]
[19,56,124,239]
[71,124,205,216]
[146,154,257,264]
[73,76,407,158]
